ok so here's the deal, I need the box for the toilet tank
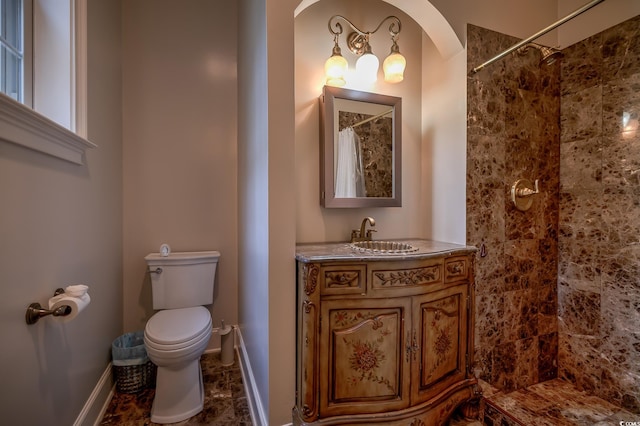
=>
[145,250,220,309]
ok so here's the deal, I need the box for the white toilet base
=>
[150,358,205,424]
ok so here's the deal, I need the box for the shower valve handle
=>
[511,178,540,212]
[516,179,539,197]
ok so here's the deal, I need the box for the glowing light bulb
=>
[355,52,379,83]
[325,53,348,87]
[383,52,406,83]
[383,41,406,83]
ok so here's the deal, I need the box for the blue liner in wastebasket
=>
[112,331,156,393]
[112,331,148,366]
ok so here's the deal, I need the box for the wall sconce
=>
[325,15,406,86]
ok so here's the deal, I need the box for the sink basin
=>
[350,240,418,254]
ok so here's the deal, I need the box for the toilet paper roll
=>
[48,293,91,323]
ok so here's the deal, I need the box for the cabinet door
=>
[411,284,468,403]
[319,297,411,417]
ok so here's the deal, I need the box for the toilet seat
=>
[145,306,212,350]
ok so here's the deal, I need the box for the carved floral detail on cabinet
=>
[346,339,395,393]
[446,260,464,275]
[333,311,388,329]
[304,264,319,295]
[445,260,467,281]
[437,394,465,423]
[435,328,453,357]
[325,271,359,288]
[330,309,403,400]
[423,295,460,383]
[373,265,440,287]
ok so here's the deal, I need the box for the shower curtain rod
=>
[469,0,606,75]
[350,108,393,128]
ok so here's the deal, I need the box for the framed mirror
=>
[320,86,402,208]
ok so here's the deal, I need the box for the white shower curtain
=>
[335,127,366,198]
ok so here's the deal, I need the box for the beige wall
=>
[0,1,122,424]
[429,0,640,50]
[430,0,558,47]
[421,38,468,244]
[121,1,238,345]
[558,0,640,47]
[295,0,426,243]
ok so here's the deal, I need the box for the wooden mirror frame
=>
[320,86,402,208]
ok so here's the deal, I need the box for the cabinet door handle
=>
[406,331,418,362]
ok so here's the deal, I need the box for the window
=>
[0,0,93,165]
[0,0,23,101]
[0,0,30,104]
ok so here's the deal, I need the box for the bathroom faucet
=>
[351,217,376,242]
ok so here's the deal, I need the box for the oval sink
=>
[350,240,418,254]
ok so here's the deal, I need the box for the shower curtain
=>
[335,127,366,198]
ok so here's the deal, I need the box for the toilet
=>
[143,249,220,424]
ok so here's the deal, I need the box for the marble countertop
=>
[295,239,476,263]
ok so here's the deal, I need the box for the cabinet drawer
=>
[370,260,442,291]
[444,257,469,283]
[320,264,366,295]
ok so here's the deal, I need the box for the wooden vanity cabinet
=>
[294,251,479,425]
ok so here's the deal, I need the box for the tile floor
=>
[100,351,251,426]
[481,378,636,426]
[448,377,636,426]
[101,353,635,426]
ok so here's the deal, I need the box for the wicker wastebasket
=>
[111,331,156,393]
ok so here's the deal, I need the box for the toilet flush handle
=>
[149,267,163,274]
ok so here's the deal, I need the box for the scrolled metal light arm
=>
[328,15,401,55]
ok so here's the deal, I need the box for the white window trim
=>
[72,0,87,139]
[0,0,94,165]
[0,91,95,164]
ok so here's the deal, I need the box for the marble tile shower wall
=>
[466,15,640,414]
[558,15,639,413]
[466,24,561,393]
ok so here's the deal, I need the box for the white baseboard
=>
[236,327,268,426]
[73,363,115,426]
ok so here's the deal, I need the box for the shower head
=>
[517,42,563,66]
[538,45,563,65]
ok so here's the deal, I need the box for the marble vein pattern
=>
[100,352,252,426]
[466,23,560,394]
[295,239,476,263]
[483,378,636,426]
[467,13,640,414]
[558,14,640,413]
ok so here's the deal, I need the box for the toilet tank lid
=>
[145,250,220,264]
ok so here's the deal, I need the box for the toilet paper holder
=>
[25,288,72,325]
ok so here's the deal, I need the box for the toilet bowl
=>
[144,306,213,423]
[143,249,220,424]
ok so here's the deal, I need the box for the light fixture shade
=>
[355,53,379,83]
[325,53,348,87]
[383,52,406,83]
